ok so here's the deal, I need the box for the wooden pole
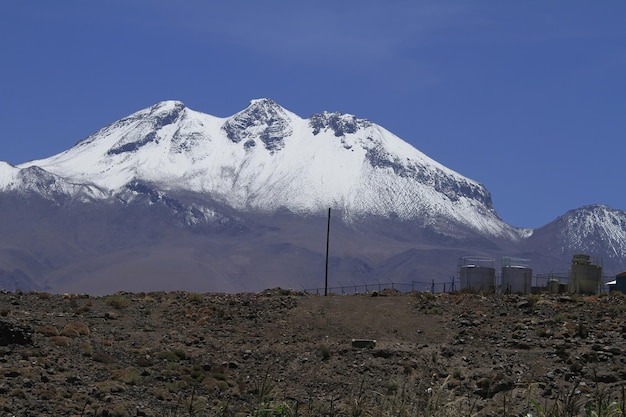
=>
[325,207,331,296]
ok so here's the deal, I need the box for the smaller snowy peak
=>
[0,165,56,193]
[17,166,62,191]
[221,98,294,153]
[563,205,626,231]
[560,204,624,224]
[0,164,105,202]
[552,204,626,259]
[309,112,371,137]
[146,100,187,128]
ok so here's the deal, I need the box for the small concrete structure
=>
[351,339,376,349]
[569,254,602,295]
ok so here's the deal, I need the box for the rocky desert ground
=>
[2,288,626,416]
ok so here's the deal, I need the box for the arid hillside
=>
[1,289,626,416]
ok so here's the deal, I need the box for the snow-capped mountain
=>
[524,205,626,275]
[553,205,626,259]
[10,99,518,239]
[0,99,624,294]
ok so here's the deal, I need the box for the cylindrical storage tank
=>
[501,266,532,294]
[460,265,495,292]
[569,263,602,295]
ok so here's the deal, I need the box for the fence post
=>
[324,208,331,296]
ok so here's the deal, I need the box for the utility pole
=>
[325,207,331,296]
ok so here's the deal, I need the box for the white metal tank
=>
[458,257,495,292]
[501,257,532,294]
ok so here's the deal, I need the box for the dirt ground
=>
[2,289,626,416]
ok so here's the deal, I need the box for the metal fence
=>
[302,279,457,295]
[531,273,615,294]
[302,274,617,295]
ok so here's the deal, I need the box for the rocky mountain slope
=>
[0,100,625,294]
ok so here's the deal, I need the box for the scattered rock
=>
[0,291,625,417]
[0,321,33,346]
[372,349,394,358]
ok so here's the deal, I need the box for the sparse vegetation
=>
[36,324,59,336]
[61,321,90,337]
[157,349,188,362]
[187,291,204,304]
[528,293,541,309]
[79,341,94,357]
[111,366,141,385]
[50,335,71,346]
[105,294,131,309]
[319,344,331,360]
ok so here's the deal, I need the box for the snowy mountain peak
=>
[64,100,189,157]
[221,98,294,152]
[100,101,189,156]
[309,111,370,136]
[150,99,186,111]
[248,98,278,107]
[146,100,187,127]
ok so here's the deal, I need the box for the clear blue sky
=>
[1,1,625,228]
